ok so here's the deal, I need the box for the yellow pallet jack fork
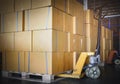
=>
[57,52,94,78]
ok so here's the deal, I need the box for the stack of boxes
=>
[84,9,113,62]
[84,10,98,52]
[0,0,113,75]
[0,0,86,75]
[101,26,113,62]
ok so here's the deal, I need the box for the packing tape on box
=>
[45,7,51,29]
[45,52,48,74]
[28,51,30,72]
[18,52,20,72]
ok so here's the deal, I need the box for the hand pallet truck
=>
[57,7,106,79]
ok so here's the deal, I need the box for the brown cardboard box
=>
[68,32,74,52]
[15,0,31,11]
[33,30,57,52]
[0,0,14,13]
[64,52,73,71]
[6,52,18,72]
[32,0,66,12]
[101,26,106,38]
[25,7,64,31]
[15,31,32,51]
[33,30,68,52]
[86,37,97,52]
[73,17,84,35]
[66,0,74,15]
[85,23,98,38]
[84,10,94,24]
[80,36,86,52]
[2,11,23,32]
[24,52,71,75]
[19,52,25,72]
[63,13,73,33]
[5,51,25,72]
[57,31,68,52]
[0,33,14,51]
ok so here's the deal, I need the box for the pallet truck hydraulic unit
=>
[57,7,106,79]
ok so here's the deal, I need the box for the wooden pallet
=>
[2,71,65,83]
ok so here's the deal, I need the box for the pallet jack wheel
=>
[114,59,120,65]
[85,66,100,79]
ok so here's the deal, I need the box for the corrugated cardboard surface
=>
[15,31,32,51]
[0,0,14,13]
[25,7,65,31]
[84,10,94,24]
[86,37,97,52]
[24,52,73,75]
[32,0,66,12]
[6,52,18,72]
[33,30,57,52]
[32,0,52,9]
[25,7,52,30]
[2,11,23,32]
[52,52,64,74]
[68,32,74,52]
[53,7,64,31]
[63,13,73,33]
[15,0,31,11]
[57,31,67,52]
[19,52,25,72]
[0,33,14,51]
[64,52,73,71]
[29,52,47,74]
[73,17,84,35]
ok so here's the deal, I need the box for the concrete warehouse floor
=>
[0,64,120,84]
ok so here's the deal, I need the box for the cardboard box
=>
[101,26,106,38]
[63,13,73,33]
[24,52,72,75]
[33,30,57,52]
[68,32,74,52]
[57,31,68,52]
[25,7,64,31]
[2,11,23,32]
[15,0,31,11]
[15,31,32,51]
[6,52,18,72]
[73,17,84,35]
[86,37,97,52]
[64,52,73,71]
[0,33,14,51]
[84,10,94,24]
[32,0,66,12]
[5,51,25,72]
[0,0,14,13]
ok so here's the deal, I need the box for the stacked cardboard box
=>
[84,10,113,62]
[0,0,85,75]
[84,10,98,52]
[101,26,113,62]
